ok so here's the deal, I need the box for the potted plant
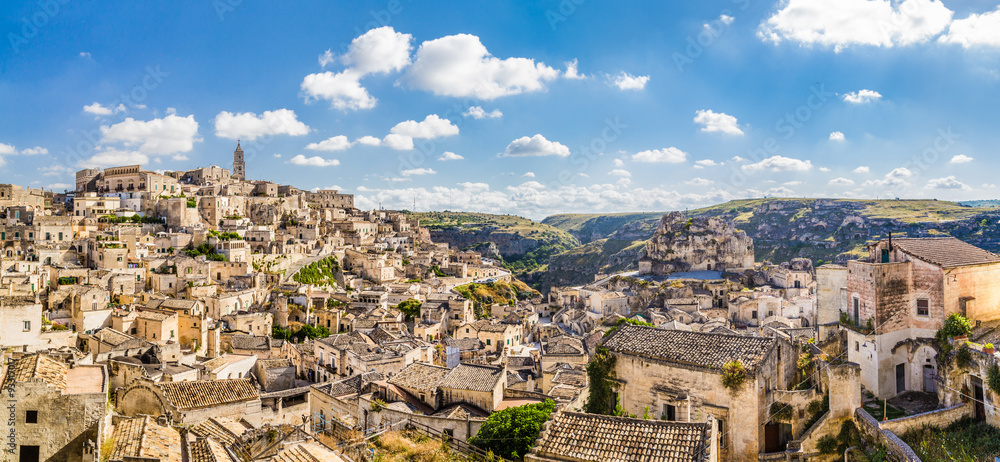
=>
[985,343,995,355]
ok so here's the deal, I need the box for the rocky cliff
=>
[639,212,754,274]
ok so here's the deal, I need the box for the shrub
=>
[396,299,422,321]
[816,435,838,454]
[584,347,617,414]
[956,346,972,369]
[721,360,747,392]
[470,400,556,460]
[988,364,1000,395]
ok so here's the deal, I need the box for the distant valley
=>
[411,198,1000,290]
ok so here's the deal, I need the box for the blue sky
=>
[2,0,1000,219]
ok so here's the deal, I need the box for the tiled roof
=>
[439,363,503,392]
[137,309,174,321]
[109,416,183,462]
[506,355,535,369]
[473,320,510,332]
[93,327,135,346]
[602,324,774,372]
[189,417,248,446]
[318,371,385,397]
[229,334,271,350]
[444,337,482,351]
[506,371,527,387]
[188,438,231,462]
[543,336,586,356]
[552,369,587,387]
[388,363,450,391]
[890,237,1000,268]
[1,354,67,391]
[273,442,345,462]
[531,411,710,462]
[158,378,259,411]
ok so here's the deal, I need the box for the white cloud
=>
[730,155,746,162]
[301,70,377,110]
[609,72,650,90]
[742,155,813,172]
[501,134,570,158]
[318,49,335,68]
[609,169,631,177]
[819,167,831,172]
[564,59,585,79]
[302,27,413,110]
[403,33,561,99]
[273,153,282,158]
[401,168,437,176]
[632,147,688,163]
[522,172,535,178]
[390,114,459,139]
[78,52,91,58]
[940,7,1000,48]
[39,165,72,176]
[79,149,150,168]
[356,136,383,146]
[719,14,735,25]
[439,151,464,161]
[829,177,855,186]
[829,131,845,141]
[759,0,954,50]
[685,177,714,186]
[287,155,340,167]
[381,134,414,151]
[784,180,803,186]
[99,114,200,155]
[887,167,915,178]
[612,158,625,167]
[46,183,72,190]
[306,135,352,152]
[0,143,15,155]
[843,89,883,104]
[694,159,723,169]
[926,176,970,190]
[213,109,310,141]
[694,109,744,135]
[950,154,974,163]
[83,102,125,116]
[853,166,871,174]
[463,106,503,119]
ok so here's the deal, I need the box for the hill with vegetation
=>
[537,198,1000,289]
[408,211,580,285]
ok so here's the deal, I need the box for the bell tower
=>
[233,141,246,180]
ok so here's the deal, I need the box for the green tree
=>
[470,400,556,460]
[584,347,617,414]
[396,299,422,321]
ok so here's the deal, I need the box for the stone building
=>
[601,324,796,460]
[232,142,246,181]
[115,377,262,424]
[0,354,110,462]
[842,237,1000,398]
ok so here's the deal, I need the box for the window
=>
[853,298,860,324]
[855,341,860,351]
[486,339,491,346]
[25,410,37,424]
[663,404,676,421]
[717,419,726,447]
[22,321,30,332]
[751,310,757,319]
[917,299,929,317]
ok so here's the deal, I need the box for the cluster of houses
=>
[1,149,999,461]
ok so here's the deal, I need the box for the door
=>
[18,446,39,462]
[895,364,906,394]
[972,378,986,421]
[923,365,937,393]
[764,424,782,453]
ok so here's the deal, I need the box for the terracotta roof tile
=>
[1,354,67,391]
[439,363,503,392]
[388,363,450,391]
[890,237,1000,268]
[532,411,710,462]
[158,378,259,411]
[109,416,183,462]
[602,324,774,372]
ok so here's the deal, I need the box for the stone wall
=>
[879,403,971,436]
[854,408,920,462]
[359,394,485,442]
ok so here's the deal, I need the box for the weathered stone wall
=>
[946,262,1000,322]
[360,394,484,441]
[854,408,920,462]
[880,403,971,435]
[5,378,107,462]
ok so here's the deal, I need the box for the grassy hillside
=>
[541,212,664,244]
